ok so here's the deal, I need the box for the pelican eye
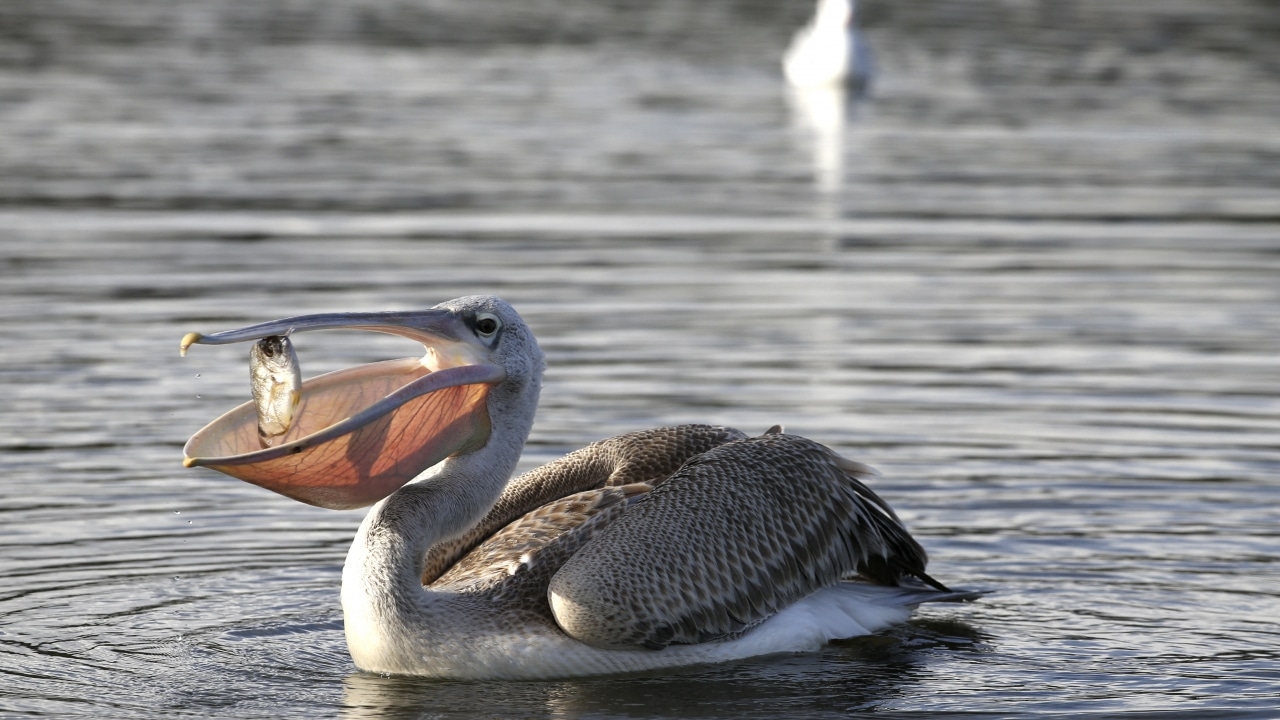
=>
[474,313,501,339]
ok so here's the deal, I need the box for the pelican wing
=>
[547,433,936,650]
[430,483,652,598]
[422,425,747,584]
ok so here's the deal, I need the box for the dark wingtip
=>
[921,587,991,603]
[914,569,952,593]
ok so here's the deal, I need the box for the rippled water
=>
[2,1,1278,717]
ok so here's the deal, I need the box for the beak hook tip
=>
[180,332,204,357]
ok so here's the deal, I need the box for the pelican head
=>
[180,296,544,510]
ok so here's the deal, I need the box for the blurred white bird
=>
[783,0,873,91]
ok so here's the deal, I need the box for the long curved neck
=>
[340,371,539,672]
[349,449,522,600]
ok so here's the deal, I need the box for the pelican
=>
[783,0,873,90]
[180,296,978,679]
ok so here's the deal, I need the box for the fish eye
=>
[474,313,501,338]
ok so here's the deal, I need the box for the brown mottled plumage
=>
[421,425,747,584]
[418,426,944,651]
[433,483,650,626]
[434,484,647,589]
[548,432,938,649]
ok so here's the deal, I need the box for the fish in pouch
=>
[250,334,301,448]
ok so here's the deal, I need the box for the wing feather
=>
[421,424,746,584]
[547,433,935,650]
[431,483,651,595]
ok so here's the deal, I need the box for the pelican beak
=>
[180,310,505,510]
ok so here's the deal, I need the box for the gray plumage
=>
[418,425,944,651]
[548,431,935,649]
[421,425,747,585]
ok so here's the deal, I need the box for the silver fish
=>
[250,335,301,448]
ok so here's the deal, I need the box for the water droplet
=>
[196,394,202,399]
[195,373,201,378]
[187,520,192,525]
[174,511,181,515]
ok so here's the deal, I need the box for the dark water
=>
[1,1,1278,718]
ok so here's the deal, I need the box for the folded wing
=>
[547,433,937,649]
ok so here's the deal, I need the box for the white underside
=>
[345,582,922,680]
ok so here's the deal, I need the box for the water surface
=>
[1,1,1278,717]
